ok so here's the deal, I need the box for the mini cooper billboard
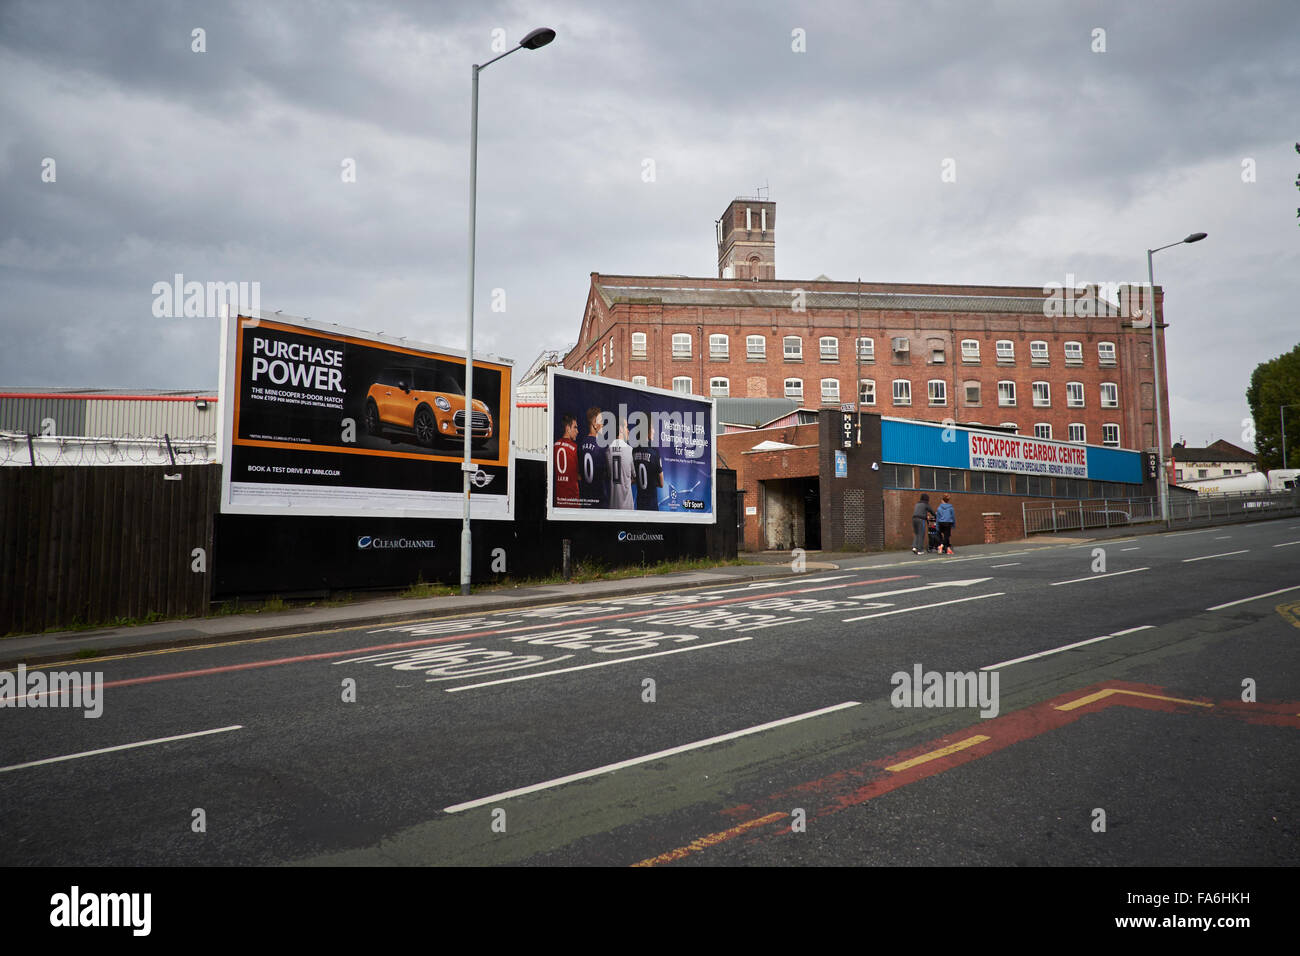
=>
[219,311,513,519]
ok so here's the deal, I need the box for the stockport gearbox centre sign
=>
[968,432,1088,479]
[218,311,514,519]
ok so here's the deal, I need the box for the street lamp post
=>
[462,26,555,596]
[1146,231,1207,524]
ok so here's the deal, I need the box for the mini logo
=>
[357,536,373,549]
[357,534,437,550]
[471,469,495,489]
[618,531,627,541]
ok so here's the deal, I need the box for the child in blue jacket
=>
[936,494,956,554]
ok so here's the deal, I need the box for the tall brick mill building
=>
[563,197,1170,550]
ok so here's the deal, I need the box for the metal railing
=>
[1023,491,1300,534]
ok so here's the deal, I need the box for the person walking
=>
[936,494,956,555]
[912,493,936,554]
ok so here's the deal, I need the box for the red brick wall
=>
[564,274,1169,457]
[885,489,1050,549]
[719,423,820,550]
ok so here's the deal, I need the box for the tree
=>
[1246,343,1300,471]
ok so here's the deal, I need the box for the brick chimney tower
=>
[716,197,775,280]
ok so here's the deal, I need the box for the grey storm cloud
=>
[0,0,1296,447]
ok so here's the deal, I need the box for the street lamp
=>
[462,26,555,596]
[1147,231,1207,524]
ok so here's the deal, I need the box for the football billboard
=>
[218,311,513,519]
[547,368,715,524]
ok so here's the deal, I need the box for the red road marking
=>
[639,681,1300,865]
[70,574,920,697]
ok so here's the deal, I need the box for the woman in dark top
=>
[912,493,936,554]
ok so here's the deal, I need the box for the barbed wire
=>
[0,431,219,467]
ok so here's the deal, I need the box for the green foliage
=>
[1246,343,1300,470]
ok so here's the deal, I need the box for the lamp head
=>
[520,27,556,50]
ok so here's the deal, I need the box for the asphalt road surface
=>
[3,520,1298,867]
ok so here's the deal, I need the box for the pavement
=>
[0,511,1283,668]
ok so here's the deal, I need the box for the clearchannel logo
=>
[618,530,664,542]
[357,535,437,550]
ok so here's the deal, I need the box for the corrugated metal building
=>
[0,388,219,466]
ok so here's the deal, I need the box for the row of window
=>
[883,464,1137,498]
[665,375,1119,410]
[631,333,1118,365]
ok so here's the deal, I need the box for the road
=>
[3,520,1298,867]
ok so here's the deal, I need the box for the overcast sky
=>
[2,0,1296,449]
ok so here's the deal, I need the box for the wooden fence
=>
[0,465,220,635]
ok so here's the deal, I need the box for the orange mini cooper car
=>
[364,366,494,449]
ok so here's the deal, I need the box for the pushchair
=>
[926,515,942,553]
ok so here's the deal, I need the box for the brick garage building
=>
[565,197,1173,470]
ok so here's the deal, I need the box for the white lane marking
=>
[1272,541,1300,548]
[443,701,862,813]
[848,578,992,601]
[990,563,1020,568]
[0,726,243,774]
[1214,535,1232,540]
[1121,547,1140,551]
[1050,568,1150,586]
[1167,528,1216,537]
[842,592,1004,622]
[1182,550,1249,563]
[981,626,1155,670]
[1207,584,1300,610]
[445,638,751,692]
[699,574,860,596]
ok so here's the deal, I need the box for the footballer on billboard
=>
[219,311,513,519]
[547,367,715,524]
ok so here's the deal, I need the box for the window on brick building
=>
[998,381,1016,406]
[601,344,606,365]
[1030,340,1048,364]
[710,334,728,359]
[1032,381,1050,407]
[928,380,946,405]
[672,333,691,358]
[1068,423,1086,443]
[1064,341,1083,365]
[784,336,802,360]
[631,332,647,357]
[929,342,945,364]
[632,375,648,386]
[964,381,981,405]
[820,337,838,360]
[710,377,729,397]
[1067,382,1084,407]
[1098,341,1117,366]
[1102,424,1120,447]
[820,378,840,403]
[1100,383,1118,408]
[996,340,1015,362]
[857,337,874,361]
[784,377,803,399]
[891,337,910,358]
[747,335,766,359]
[672,376,692,394]
[892,380,911,405]
[859,379,876,405]
[1034,423,1052,439]
[961,339,980,362]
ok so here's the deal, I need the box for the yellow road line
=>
[631,812,787,867]
[1056,688,1213,711]
[885,734,990,772]
[1276,601,1300,629]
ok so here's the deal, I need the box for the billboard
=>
[547,368,715,524]
[218,311,513,519]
